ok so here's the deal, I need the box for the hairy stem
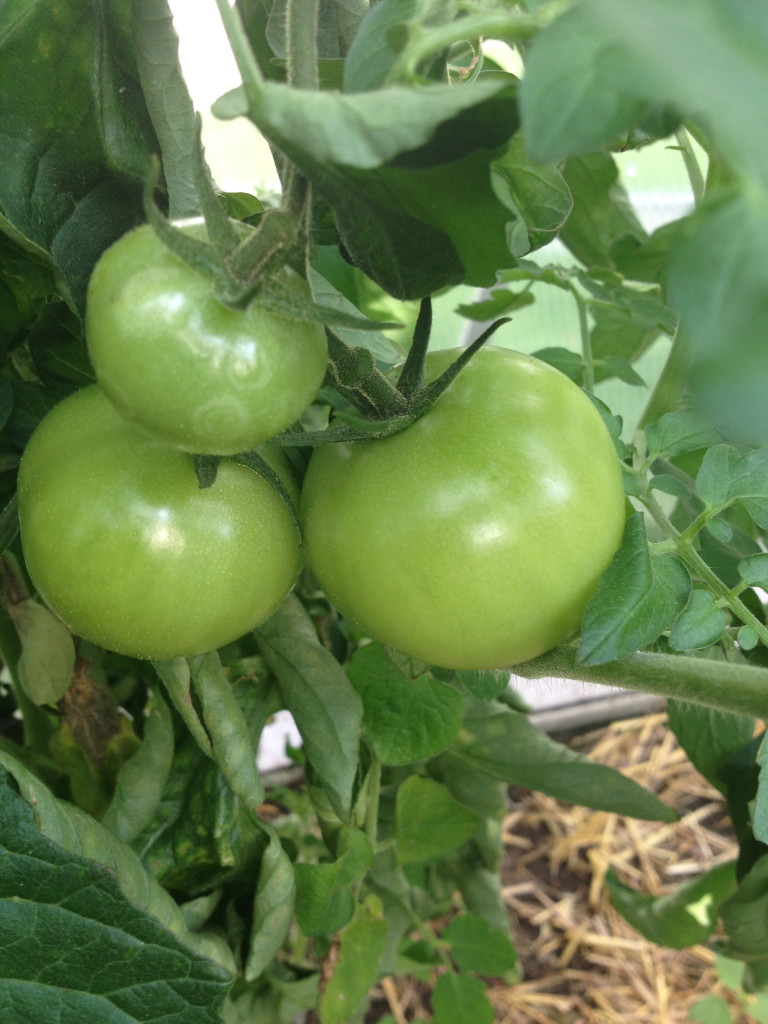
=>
[517,646,768,719]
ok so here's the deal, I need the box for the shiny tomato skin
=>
[18,386,302,659]
[85,222,327,455]
[301,346,626,670]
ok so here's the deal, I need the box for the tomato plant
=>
[17,385,303,659]
[86,222,328,455]
[3,1,768,1023]
[302,346,626,669]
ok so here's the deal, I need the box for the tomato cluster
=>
[17,224,322,659]
[19,224,625,667]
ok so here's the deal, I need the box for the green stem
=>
[570,285,595,393]
[642,491,768,650]
[214,0,265,112]
[388,12,539,82]
[286,0,319,90]
[516,646,768,719]
[675,126,706,208]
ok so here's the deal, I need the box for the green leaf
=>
[0,750,234,971]
[589,0,768,187]
[491,135,573,254]
[189,650,266,811]
[696,445,768,527]
[520,3,649,163]
[0,768,231,1024]
[456,668,511,701]
[645,409,724,461]
[668,589,728,652]
[215,76,520,298]
[348,642,463,765]
[451,701,677,822]
[216,76,513,170]
[295,826,373,937]
[443,913,518,976]
[607,861,737,949]
[101,689,175,844]
[670,194,768,445]
[395,775,479,865]
[256,595,363,818]
[309,268,403,364]
[531,346,584,382]
[245,829,296,982]
[738,553,768,590]
[7,598,75,705]
[342,0,420,92]
[558,152,646,269]
[431,972,494,1024]
[689,995,736,1024]
[666,700,755,795]
[580,513,691,664]
[720,855,768,990]
[0,0,159,310]
[456,288,536,322]
[316,895,388,1024]
[754,736,768,846]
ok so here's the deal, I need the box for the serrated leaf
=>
[395,775,479,865]
[607,861,736,949]
[645,409,723,461]
[348,642,462,765]
[0,750,234,971]
[316,895,388,1024]
[580,513,691,664]
[451,701,676,822]
[443,913,518,976]
[668,590,728,652]
[256,595,362,818]
[431,972,494,1024]
[0,768,231,1024]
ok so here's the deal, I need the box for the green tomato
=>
[18,385,302,659]
[85,222,327,455]
[301,346,626,670]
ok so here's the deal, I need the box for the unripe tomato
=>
[18,386,302,659]
[301,346,626,670]
[85,222,327,455]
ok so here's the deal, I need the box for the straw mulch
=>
[377,711,755,1024]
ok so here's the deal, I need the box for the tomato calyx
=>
[269,300,511,448]
[143,133,397,337]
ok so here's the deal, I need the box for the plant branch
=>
[286,0,319,90]
[570,284,594,393]
[516,646,768,719]
[674,126,706,208]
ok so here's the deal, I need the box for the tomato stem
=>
[517,645,768,720]
[642,489,768,651]
[286,0,320,91]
